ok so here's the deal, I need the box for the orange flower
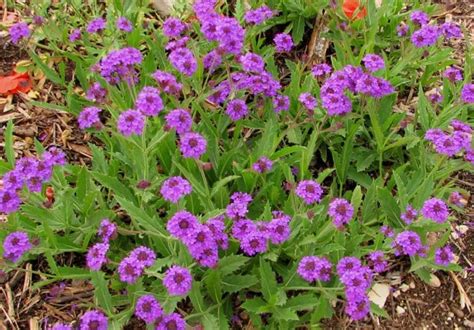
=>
[0,71,32,95]
[343,0,367,20]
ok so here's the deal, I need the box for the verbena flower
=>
[410,10,429,26]
[226,192,252,220]
[244,5,274,25]
[441,22,462,39]
[380,225,394,238]
[130,246,156,268]
[297,256,332,282]
[78,106,102,130]
[273,33,293,52]
[0,189,22,214]
[79,310,108,330]
[118,256,144,284]
[397,23,409,36]
[9,22,30,44]
[443,67,462,82]
[136,87,163,117]
[328,198,354,229]
[240,52,265,73]
[15,157,38,178]
[3,231,32,262]
[411,25,440,48]
[168,47,197,76]
[163,265,193,296]
[208,80,231,104]
[225,99,248,121]
[3,170,24,191]
[400,205,418,224]
[51,323,72,330]
[205,215,229,250]
[203,50,222,72]
[461,83,474,103]
[392,230,425,257]
[345,294,370,321]
[42,147,67,166]
[298,93,317,111]
[69,29,81,42]
[116,17,133,32]
[167,211,199,240]
[231,219,257,241]
[252,156,273,173]
[86,242,109,271]
[240,231,267,256]
[135,295,163,324]
[98,219,117,242]
[87,18,106,34]
[156,313,186,330]
[86,82,107,103]
[163,18,187,38]
[429,90,443,104]
[434,245,454,266]
[99,47,142,84]
[152,70,182,95]
[165,109,192,134]
[273,94,290,113]
[179,132,207,158]
[215,17,245,55]
[367,251,388,273]
[165,37,190,52]
[32,15,45,26]
[362,54,385,72]
[421,198,449,223]
[160,176,192,203]
[449,191,465,207]
[311,63,332,77]
[336,257,362,277]
[295,180,323,204]
[117,110,145,136]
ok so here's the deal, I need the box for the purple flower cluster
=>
[86,242,109,271]
[411,24,440,47]
[311,63,332,77]
[273,94,290,113]
[9,22,30,44]
[165,109,193,134]
[156,312,186,330]
[226,192,252,219]
[421,198,449,223]
[98,47,142,84]
[160,176,192,203]
[116,17,133,32]
[163,265,193,296]
[168,47,197,76]
[425,119,472,158]
[86,18,106,34]
[203,50,222,72]
[0,149,66,214]
[117,109,145,136]
[328,198,354,229]
[244,5,274,25]
[226,99,249,121]
[179,132,207,158]
[367,251,388,273]
[443,67,462,82]
[163,18,187,38]
[136,86,164,117]
[98,218,117,242]
[118,246,156,283]
[79,310,108,330]
[69,29,81,42]
[135,294,163,324]
[78,106,102,130]
[409,11,462,48]
[392,230,426,257]
[337,257,373,321]
[295,180,323,205]
[273,33,293,53]
[152,70,183,95]
[362,54,385,72]
[51,323,72,330]
[434,245,454,266]
[86,82,107,103]
[252,156,273,173]
[410,10,429,26]
[400,205,418,224]
[2,231,32,262]
[297,256,332,282]
[461,83,474,104]
[449,191,465,207]
[298,93,318,112]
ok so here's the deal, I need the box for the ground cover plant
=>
[0,0,473,328]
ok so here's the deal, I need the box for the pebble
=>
[448,312,454,318]
[409,281,415,289]
[393,290,401,298]
[452,308,464,318]
[464,320,474,328]
[396,306,406,315]
[400,284,410,292]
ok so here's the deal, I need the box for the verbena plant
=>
[1,0,473,328]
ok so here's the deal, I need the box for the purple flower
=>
[273,94,290,113]
[117,110,145,136]
[340,267,372,292]
[69,29,81,42]
[297,256,332,282]
[295,180,323,205]
[298,93,317,111]
[443,67,462,82]
[392,230,425,257]
[397,23,409,36]
[273,33,293,52]
[98,219,117,242]
[465,149,474,164]
[2,231,31,262]
[3,170,24,191]
[86,82,107,103]
[244,5,274,25]
[160,176,192,203]
[163,18,187,38]
[205,215,229,249]
[136,87,163,117]
[42,147,66,167]
[86,242,109,271]
[434,245,454,266]
[226,192,252,220]
[51,323,72,330]
[116,17,133,32]
[328,198,354,229]
[78,107,101,130]
[99,47,142,84]
[336,257,362,277]
[362,54,385,72]
[449,191,465,207]
[368,251,388,273]
[0,189,22,214]
[156,313,186,330]
[461,83,474,103]
[410,10,429,26]
[135,295,163,324]
[421,198,449,223]
[345,294,370,321]
[311,63,332,77]
[130,246,156,268]
[152,70,182,95]
[165,109,192,134]
[441,22,462,39]
[252,156,273,173]
[79,310,108,330]
[32,16,45,26]
[380,225,394,238]
[87,18,106,34]
[118,256,144,284]
[400,205,418,224]
[411,25,440,48]
[165,37,190,52]
[215,17,245,55]
[168,47,197,76]
[355,73,394,98]
[163,265,193,296]
[9,22,30,44]
[203,50,222,72]
[225,99,249,121]
[429,90,443,104]
[179,132,207,158]
[231,219,257,241]
[167,211,199,240]
[240,52,265,73]
[240,231,267,256]
[208,80,231,104]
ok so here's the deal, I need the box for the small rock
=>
[452,308,464,318]
[464,320,474,328]
[457,225,469,235]
[368,283,391,308]
[396,306,406,315]
[400,284,410,292]
[409,281,415,289]
[428,274,441,287]
[393,290,401,298]
[448,312,454,318]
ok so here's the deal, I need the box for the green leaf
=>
[91,171,136,203]
[259,258,277,303]
[91,271,114,315]
[241,297,268,314]
[377,187,401,228]
[204,270,222,303]
[273,307,299,321]
[211,175,240,197]
[285,293,320,311]
[218,255,250,275]
[29,51,64,85]
[222,274,258,293]
[371,302,390,319]
[4,121,15,167]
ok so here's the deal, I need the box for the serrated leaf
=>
[218,255,250,275]
[91,271,114,315]
[221,274,258,293]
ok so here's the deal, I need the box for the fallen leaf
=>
[368,283,390,308]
